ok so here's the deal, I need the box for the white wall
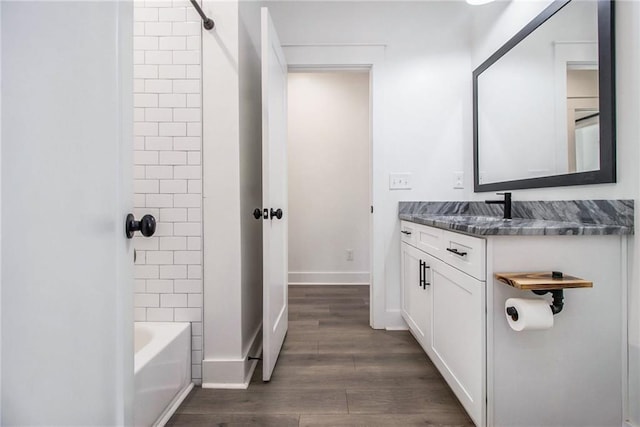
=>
[202,0,263,387]
[266,0,472,327]
[202,0,243,373]
[470,2,640,425]
[288,71,370,285]
[132,0,204,384]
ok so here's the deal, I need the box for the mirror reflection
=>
[568,67,599,173]
[476,0,601,186]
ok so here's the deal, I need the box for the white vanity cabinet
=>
[400,217,628,427]
[400,220,486,426]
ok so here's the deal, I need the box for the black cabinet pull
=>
[446,247,467,257]
[419,260,431,289]
[253,208,262,219]
[423,263,431,288]
[401,230,412,235]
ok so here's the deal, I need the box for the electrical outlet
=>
[453,171,464,189]
[346,249,354,261]
[389,173,411,190]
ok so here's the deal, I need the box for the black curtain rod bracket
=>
[189,0,214,31]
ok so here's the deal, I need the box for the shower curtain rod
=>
[189,0,215,30]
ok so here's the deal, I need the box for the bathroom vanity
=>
[398,200,633,427]
[400,220,485,425]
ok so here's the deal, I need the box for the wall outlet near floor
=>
[453,171,464,189]
[389,173,412,190]
[346,249,354,261]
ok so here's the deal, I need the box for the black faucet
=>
[485,192,512,219]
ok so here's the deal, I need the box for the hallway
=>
[168,286,473,426]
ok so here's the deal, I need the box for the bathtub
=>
[134,322,193,427]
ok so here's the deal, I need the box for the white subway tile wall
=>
[134,0,203,384]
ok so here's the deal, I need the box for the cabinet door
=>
[400,242,432,350]
[429,256,485,427]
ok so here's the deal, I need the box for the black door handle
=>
[270,208,283,220]
[125,214,156,239]
[253,208,262,219]
[419,260,424,287]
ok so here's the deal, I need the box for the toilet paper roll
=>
[505,298,554,331]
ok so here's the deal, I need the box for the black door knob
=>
[270,208,283,220]
[125,213,156,239]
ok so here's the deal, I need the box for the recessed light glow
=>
[466,0,496,5]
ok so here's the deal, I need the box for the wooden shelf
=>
[495,271,592,290]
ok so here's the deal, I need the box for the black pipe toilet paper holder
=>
[506,288,565,321]
[497,270,593,322]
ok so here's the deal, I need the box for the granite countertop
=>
[398,200,634,236]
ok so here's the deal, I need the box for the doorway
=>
[287,70,372,300]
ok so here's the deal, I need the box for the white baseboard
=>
[386,325,409,331]
[385,309,408,330]
[202,358,248,389]
[289,282,369,286]
[201,324,262,389]
[201,381,252,390]
[155,382,193,427]
[288,271,369,285]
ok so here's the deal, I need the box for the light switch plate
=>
[389,173,411,190]
[346,249,354,261]
[453,171,464,189]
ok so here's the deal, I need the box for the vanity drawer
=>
[400,221,417,246]
[400,221,444,257]
[415,225,444,257]
[442,230,486,280]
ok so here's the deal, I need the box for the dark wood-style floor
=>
[167,285,473,426]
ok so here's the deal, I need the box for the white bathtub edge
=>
[134,322,190,375]
[154,382,194,427]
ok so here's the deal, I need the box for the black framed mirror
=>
[473,0,615,192]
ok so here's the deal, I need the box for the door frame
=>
[283,44,385,329]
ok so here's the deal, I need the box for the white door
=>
[261,7,289,382]
[1,2,134,424]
